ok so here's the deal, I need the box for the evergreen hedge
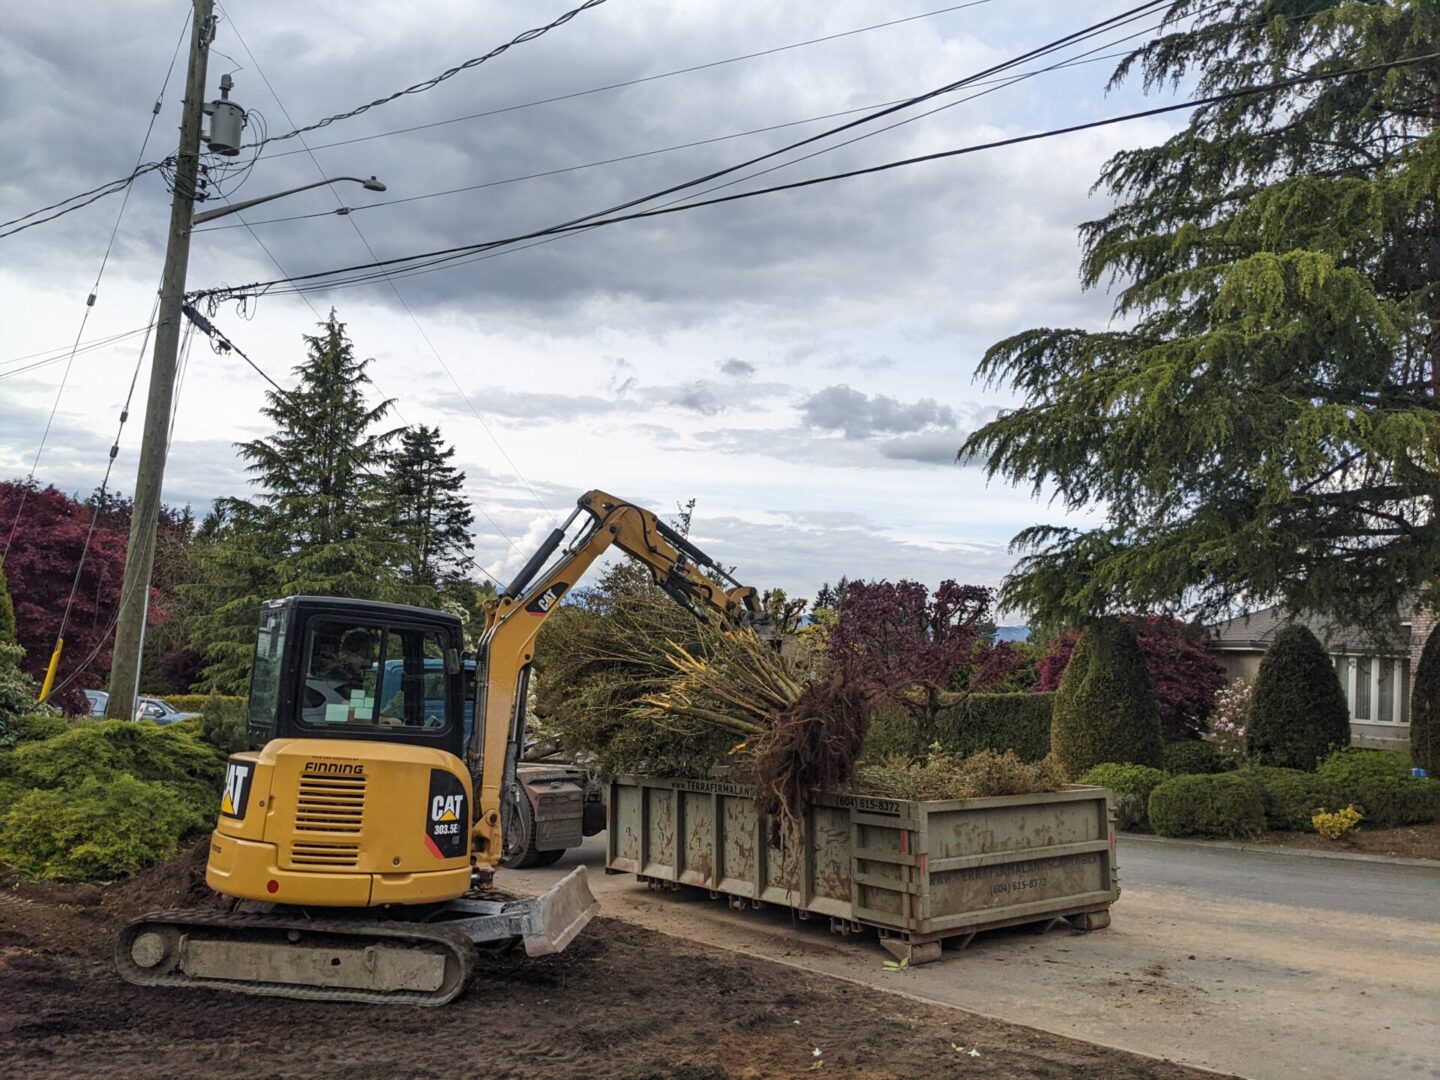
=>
[1076,763,1166,830]
[1163,740,1235,776]
[1411,622,1440,774]
[1050,620,1164,776]
[1148,774,1266,838]
[864,692,1054,762]
[1247,624,1350,770]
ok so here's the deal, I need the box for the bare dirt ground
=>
[0,847,1218,1080]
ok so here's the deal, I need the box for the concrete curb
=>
[1118,831,1440,870]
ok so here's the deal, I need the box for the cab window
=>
[300,620,449,733]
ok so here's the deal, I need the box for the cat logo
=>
[220,761,252,819]
[431,795,464,822]
[525,581,569,616]
[424,769,468,859]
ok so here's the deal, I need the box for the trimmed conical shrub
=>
[1051,619,1164,776]
[1247,624,1349,770]
[1411,622,1440,774]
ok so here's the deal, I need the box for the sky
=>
[0,0,1185,608]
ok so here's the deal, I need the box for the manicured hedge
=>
[1237,766,1351,831]
[1411,622,1440,774]
[1350,776,1440,828]
[1147,773,1266,839]
[152,694,247,714]
[1316,747,1411,785]
[1076,763,1167,831]
[1163,740,1236,776]
[1248,624,1350,769]
[1051,620,1164,776]
[863,693,1055,762]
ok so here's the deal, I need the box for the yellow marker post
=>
[38,638,63,703]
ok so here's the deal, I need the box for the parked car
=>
[133,697,199,725]
[83,689,108,717]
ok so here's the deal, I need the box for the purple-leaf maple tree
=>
[828,579,1021,727]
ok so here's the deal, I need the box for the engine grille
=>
[289,840,361,867]
[294,773,366,835]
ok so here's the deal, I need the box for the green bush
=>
[1076,763,1168,830]
[1351,776,1440,828]
[1148,773,1266,839]
[1316,746,1412,785]
[1051,619,1164,776]
[199,691,248,754]
[0,774,207,879]
[1237,766,1352,831]
[1248,625,1350,770]
[1163,740,1236,776]
[0,710,68,751]
[1413,623,1440,774]
[863,693,1055,762]
[3,721,225,818]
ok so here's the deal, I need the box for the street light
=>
[193,176,386,224]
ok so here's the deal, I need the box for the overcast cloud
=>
[1,0,1174,604]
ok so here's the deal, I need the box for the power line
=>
[239,0,613,152]
[194,46,1138,235]
[192,0,1177,300]
[260,0,1000,161]
[196,50,1437,304]
[218,2,562,537]
[0,162,170,239]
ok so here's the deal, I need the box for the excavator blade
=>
[521,866,599,956]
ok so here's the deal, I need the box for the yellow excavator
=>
[116,490,761,1005]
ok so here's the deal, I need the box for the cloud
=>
[800,384,957,439]
[719,357,755,378]
[876,431,965,465]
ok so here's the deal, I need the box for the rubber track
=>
[115,907,476,1006]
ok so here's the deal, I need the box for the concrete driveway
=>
[508,833,1440,1080]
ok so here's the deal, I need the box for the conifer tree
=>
[188,312,401,691]
[1051,619,1165,776]
[385,424,475,597]
[963,1,1440,631]
[1409,622,1440,773]
[1248,624,1350,770]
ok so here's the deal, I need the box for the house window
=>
[1378,659,1395,724]
[1354,656,1372,720]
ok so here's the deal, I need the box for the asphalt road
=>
[510,833,1440,1080]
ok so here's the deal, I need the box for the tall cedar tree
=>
[1051,619,1165,776]
[963,1,1440,632]
[1248,624,1350,769]
[188,312,400,691]
[386,424,475,598]
[828,580,1020,739]
[1036,616,1226,739]
[1410,622,1440,773]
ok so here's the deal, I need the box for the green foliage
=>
[0,774,206,880]
[1076,763,1167,831]
[1148,774,1266,839]
[385,423,475,598]
[1237,766,1351,832]
[199,691,248,754]
[1051,620,1164,776]
[864,692,1055,762]
[0,562,17,646]
[1349,776,1440,828]
[1411,622,1440,774]
[1163,740,1236,776]
[1248,625,1350,770]
[1316,746,1412,786]
[0,641,40,737]
[0,710,68,751]
[2,721,224,817]
[961,1,1440,632]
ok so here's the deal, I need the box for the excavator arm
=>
[468,490,761,866]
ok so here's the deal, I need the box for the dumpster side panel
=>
[718,792,758,897]
[643,787,676,878]
[810,805,852,907]
[761,813,803,904]
[609,780,643,872]
[678,789,717,888]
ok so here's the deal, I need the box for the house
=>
[1204,605,1435,751]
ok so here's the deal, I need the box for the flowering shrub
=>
[1312,805,1363,840]
[1209,678,1252,762]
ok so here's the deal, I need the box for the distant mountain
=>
[993,625,1031,643]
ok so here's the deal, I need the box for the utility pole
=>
[105,0,214,720]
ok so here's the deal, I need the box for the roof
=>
[1205,605,1409,655]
